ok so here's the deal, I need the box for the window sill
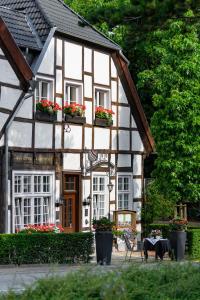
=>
[35,111,57,122]
[94,118,113,127]
[64,114,86,124]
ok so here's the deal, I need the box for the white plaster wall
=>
[38,38,55,75]
[0,59,19,86]
[0,48,4,56]
[119,79,128,104]
[0,112,9,131]
[84,47,92,73]
[56,180,61,202]
[118,130,130,150]
[112,105,117,127]
[118,154,131,167]
[64,125,82,149]
[111,80,117,102]
[94,128,110,149]
[8,122,32,147]
[56,69,63,94]
[111,58,117,78]
[35,123,53,148]
[133,201,142,221]
[131,116,137,128]
[55,125,62,149]
[110,179,115,201]
[65,41,82,80]
[16,96,33,119]
[85,101,92,124]
[110,154,115,166]
[84,75,92,98]
[84,127,92,149]
[56,39,63,66]
[0,87,21,110]
[63,153,80,170]
[94,51,109,86]
[82,179,91,228]
[132,131,144,152]
[111,130,117,150]
[56,97,62,122]
[133,155,142,176]
[118,106,130,128]
[133,179,142,199]
[0,135,4,146]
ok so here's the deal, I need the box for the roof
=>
[0,6,41,50]
[0,0,121,51]
[0,17,33,91]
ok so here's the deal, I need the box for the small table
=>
[144,238,170,260]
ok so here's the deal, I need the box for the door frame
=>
[62,172,82,232]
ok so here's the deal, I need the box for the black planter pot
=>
[94,118,113,127]
[169,231,186,261]
[95,231,113,265]
[64,114,86,124]
[36,111,57,122]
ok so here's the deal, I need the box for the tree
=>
[138,10,200,204]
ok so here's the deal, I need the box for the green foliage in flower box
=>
[0,232,93,265]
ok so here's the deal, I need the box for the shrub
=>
[3,264,200,299]
[187,229,200,259]
[0,232,93,265]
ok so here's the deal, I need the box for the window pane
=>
[41,82,48,99]
[34,176,41,193]
[124,194,129,209]
[43,176,50,193]
[124,177,129,191]
[15,176,22,194]
[23,176,31,193]
[99,92,105,107]
[99,177,105,191]
[43,197,50,224]
[65,176,75,191]
[70,86,77,103]
[118,177,123,191]
[15,198,22,229]
[93,177,98,191]
[34,197,42,225]
[23,198,31,225]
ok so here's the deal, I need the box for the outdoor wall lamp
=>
[83,195,92,206]
[107,182,114,193]
[55,196,64,207]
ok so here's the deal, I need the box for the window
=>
[65,84,82,105]
[13,173,53,231]
[35,80,53,102]
[95,89,110,108]
[93,176,106,220]
[118,176,131,210]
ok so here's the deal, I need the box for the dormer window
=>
[95,89,110,109]
[65,83,82,105]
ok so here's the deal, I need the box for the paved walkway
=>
[0,251,144,293]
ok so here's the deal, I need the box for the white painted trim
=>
[12,170,55,233]
[116,173,133,211]
[64,79,83,105]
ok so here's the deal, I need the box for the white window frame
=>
[12,170,55,233]
[92,173,109,220]
[64,80,83,105]
[35,76,54,103]
[117,173,133,211]
[94,87,110,109]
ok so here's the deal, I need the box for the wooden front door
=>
[62,175,79,232]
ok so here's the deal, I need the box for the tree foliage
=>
[138,11,200,203]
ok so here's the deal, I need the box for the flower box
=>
[35,111,57,122]
[64,114,86,124]
[94,118,113,127]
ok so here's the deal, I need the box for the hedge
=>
[0,232,94,265]
[187,229,200,259]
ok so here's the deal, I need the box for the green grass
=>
[2,263,200,300]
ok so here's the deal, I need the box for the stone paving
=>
[0,251,145,293]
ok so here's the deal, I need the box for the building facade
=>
[0,0,154,234]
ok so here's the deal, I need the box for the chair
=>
[123,234,143,262]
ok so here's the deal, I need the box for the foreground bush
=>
[0,233,93,265]
[2,264,200,299]
[187,229,200,259]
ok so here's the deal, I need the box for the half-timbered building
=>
[0,0,154,234]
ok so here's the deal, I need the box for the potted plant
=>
[169,217,188,261]
[63,103,86,124]
[94,107,114,127]
[93,217,115,265]
[36,100,61,121]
